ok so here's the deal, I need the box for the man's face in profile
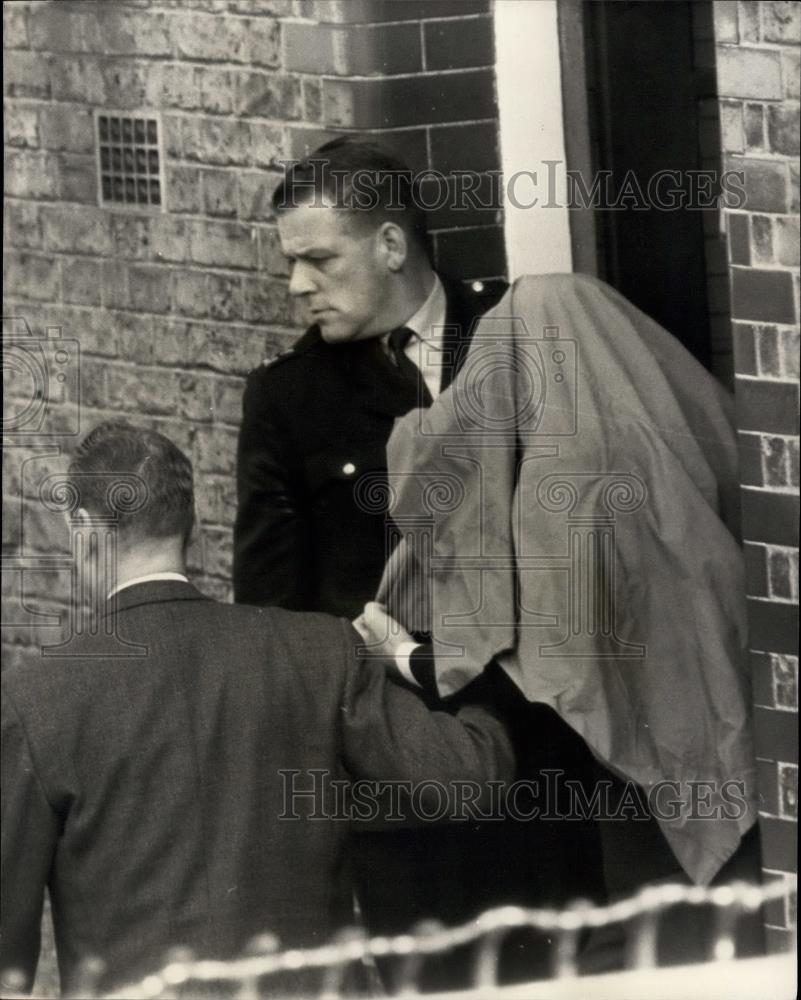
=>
[277,200,395,344]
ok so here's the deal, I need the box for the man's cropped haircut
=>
[272,136,430,255]
[68,422,195,544]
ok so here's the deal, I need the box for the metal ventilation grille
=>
[97,113,162,208]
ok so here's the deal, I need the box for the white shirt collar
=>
[108,572,189,599]
[403,274,446,343]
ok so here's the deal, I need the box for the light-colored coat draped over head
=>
[378,272,756,886]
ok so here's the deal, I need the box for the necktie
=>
[388,327,432,406]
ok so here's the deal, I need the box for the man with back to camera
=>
[232,136,605,988]
[0,421,514,997]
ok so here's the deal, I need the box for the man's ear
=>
[376,221,407,272]
[73,506,93,531]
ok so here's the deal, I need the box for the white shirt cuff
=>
[395,642,422,687]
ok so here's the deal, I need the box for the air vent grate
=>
[96,113,163,208]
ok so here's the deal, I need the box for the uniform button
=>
[471,280,485,293]
[342,462,356,475]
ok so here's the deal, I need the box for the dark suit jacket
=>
[0,581,513,996]
[233,277,506,618]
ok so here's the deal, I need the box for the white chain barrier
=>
[26,877,790,999]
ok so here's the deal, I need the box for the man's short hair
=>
[68,422,195,544]
[272,136,430,255]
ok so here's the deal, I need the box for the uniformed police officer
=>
[232,138,510,990]
[233,136,503,619]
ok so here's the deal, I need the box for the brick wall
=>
[712,0,800,951]
[2,0,504,682]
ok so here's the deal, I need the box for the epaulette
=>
[260,347,296,368]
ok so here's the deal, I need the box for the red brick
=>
[212,377,246,426]
[5,150,59,199]
[728,156,789,213]
[719,100,744,153]
[166,166,202,214]
[731,268,795,323]
[238,172,279,222]
[302,78,322,122]
[202,169,239,218]
[111,216,151,262]
[775,216,800,266]
[92,8,172,57]
[752,214,774,265]
[757,758,781,816]
[208,274,243,322]
[242,276,294,325]
[3,201,42,250]
[248,123,287,168]
[323,69,496,128]
[759,816,798,872]
[429,121,500,174]
[762,0,801,42]
[257,227,289,276]
[242,17,282,68]
[767,105,800,156]
[300,0,490,23]
[773,654,799,709]
[235,72,303,120]
[48,55,107,104]
[284,21,422,76]
[150,217,190,263]
[762,435,794,487]
[3,252,61,302]
[768,548,798,601]
[59,152,98,205]
[197,68,236,115]
[782,50,800,101]
[738,431,763,484]
[41,206,112,255]
[716,47,782,100]
[28,5,101,53]
[4,105,39,148]
[424,15,494,71]
[193,425,239,475]
[129,266,172,314]
[38,104,94,154]
[202,527,234,578]
[62,259,103,307]
[711,0,739,42]
[727,212,751,264]
[101,60,148,109]
[177,373,215,423]
[749,597,799,658]
[744,541,768,596]
[107,365,178,416]
[737,1,761,42]
[3,51,51,99]
[171,270,209,318]
[752,650,775,707]
[743,102,765,151]
[433,226,507,280]
[779,328,800,378]
[3,4,29,48]
[102,262,130,310]
[146,63,201,111]
[182,117,251,166]
[173,11,250,61]
[187,220,257,270]
[737,378,799,435]
[742,488,800,550]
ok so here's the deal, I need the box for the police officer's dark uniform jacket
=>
[234,276,504,618]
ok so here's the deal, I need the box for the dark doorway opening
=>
[568,0,715,368]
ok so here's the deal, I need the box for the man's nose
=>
[287,261,315,297]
